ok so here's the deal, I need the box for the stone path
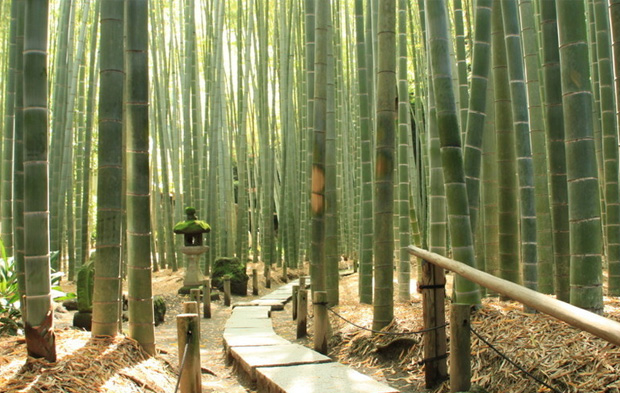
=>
[223,279,400,393]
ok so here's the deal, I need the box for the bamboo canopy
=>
[407,245,620,347]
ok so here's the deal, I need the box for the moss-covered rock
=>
[212,257,248,296]
[154,295,166,326]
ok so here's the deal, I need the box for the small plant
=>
[0,241,22,336]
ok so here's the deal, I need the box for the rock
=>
[212,257,248,296]
[73,312,92,331]
[62,298,78,311]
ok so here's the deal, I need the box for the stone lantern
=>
[174,207,210,292]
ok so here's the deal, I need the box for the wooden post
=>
[176,313,201,393]
[282,261,288,283]
[252,268,259,295]
[450,304,471,392]
[190,288,201,318]
[297,288,308,338]
[265,264,272,288]
[292,284,300,320]
[224,277,231,307]
[183,301,198,315]
[313,291,329,354]
[202,279,211,319]
[420,258,448,388]
[299,275,306,289]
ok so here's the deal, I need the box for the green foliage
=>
[173,219,210,234]
[76,260,94,313]
[0,241,22,336]
[212,257,248,295]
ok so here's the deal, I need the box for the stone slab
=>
[225,317,273,329]
[230,344,331,380]
[255,362,400,393]
[230,305,271,319]
[246,300,285,310]
[223,331,290,352]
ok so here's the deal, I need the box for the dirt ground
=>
[2,261,620,393]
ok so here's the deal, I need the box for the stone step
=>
[230,305,271,319]
[229,343,331,381]
[223,327,290,354]
[255,362,400,393]
[225,317,273,330]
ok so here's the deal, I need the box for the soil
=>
[3,261,620,393]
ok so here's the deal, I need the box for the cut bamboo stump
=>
[202,279,211,319]
[224,277,232,307]
[450,304,471,393]
[252,268,259,296]
[190,288,201,318]
[299,276,306,289]
[313,291,329,355]
[292,285,300,320]
[297,289,308,339]
[176,313,201,393]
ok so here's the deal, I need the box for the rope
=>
[174,330,192,393]
[470,326,562,393]
[326,307,448,336]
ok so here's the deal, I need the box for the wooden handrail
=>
[408,245,620,347]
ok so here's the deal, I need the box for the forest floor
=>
[2,261,620,393]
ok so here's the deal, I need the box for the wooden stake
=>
[450,304,471,392]
[183,301,198,315]
[224,277,231,307]
[252,268,259,295]
[202,279,211,319]
[265,264,271,288]
[176,313,201,393]
[292,284,300,320]
[297,288,308,338]
[420,259,448,388]
[190,288,201,318]
[313,291,329,354]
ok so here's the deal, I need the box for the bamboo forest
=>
[3,0,620,392]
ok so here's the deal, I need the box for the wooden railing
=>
[408,245,620,391]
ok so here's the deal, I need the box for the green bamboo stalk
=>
[539,0,569,301]
[355,0,373,304]
[482,80,499,281]
[310,0,329,295]
[518,0,554,294]
[463,0,492,234]
[23,0,56,361]
[426,0,480,305]
[92,0,124,338]
[125,0,156,354]
[556,0,604,313]
[492,3,520,287]
[397,0,411,302]
[49,0,73,260]
[372,0,396,330]
[501,0,538,294]
[453,0,469,131]
[13,0,25,314]
[1,0,18,258]
[325,1,339,306]
[593,0,620,295]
